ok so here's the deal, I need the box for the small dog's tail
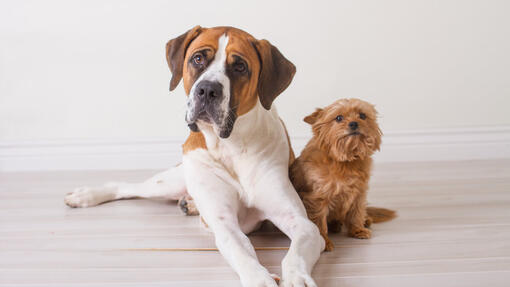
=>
[367,207,397,223]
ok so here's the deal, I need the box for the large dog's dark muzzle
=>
[186,80,236,138]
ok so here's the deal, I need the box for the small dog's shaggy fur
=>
[290,98,396,251]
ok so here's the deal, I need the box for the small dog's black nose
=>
[196,80,223,100]
[349,121,359,130]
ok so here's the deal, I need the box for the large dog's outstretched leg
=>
[64,164,187,208]
[183,151,278,287]
[254,171,325,287]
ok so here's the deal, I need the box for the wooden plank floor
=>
[1,160,509,286]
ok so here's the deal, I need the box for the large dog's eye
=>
[192,54,204,66]
[233,61,247,74]
[336,115,343,122]
[359,113,367,120]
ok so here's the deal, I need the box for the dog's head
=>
[166,26,296,138]
[304,98,382,162]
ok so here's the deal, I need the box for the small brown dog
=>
[290,98,395,251]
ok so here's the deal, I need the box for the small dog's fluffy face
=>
[304,98,382,162]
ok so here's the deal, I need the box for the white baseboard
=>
[1,126,509,171]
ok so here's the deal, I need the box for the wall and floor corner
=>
[1,127,510,171]
[1,0,510,171]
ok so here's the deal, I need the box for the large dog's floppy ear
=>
[253,39,296,110]
[166,26,202,91]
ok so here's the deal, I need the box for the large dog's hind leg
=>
[183,151,278,287]
[65,164,187,208]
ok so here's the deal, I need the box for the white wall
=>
[1,0,510,170]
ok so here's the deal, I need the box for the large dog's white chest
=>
[193,102,290,205]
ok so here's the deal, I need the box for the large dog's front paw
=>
[64,187,112,208]
[281,270,317,287]
[281,261,317,287]
[240,269,279,287]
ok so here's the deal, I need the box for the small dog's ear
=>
[304,108,323,125]
[166,26,202,91]
[253,39,296,110]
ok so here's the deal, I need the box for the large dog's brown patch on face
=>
[183,27,261,117]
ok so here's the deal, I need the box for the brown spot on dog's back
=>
[182,131,207,154]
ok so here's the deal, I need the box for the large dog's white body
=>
[65,26,324,287]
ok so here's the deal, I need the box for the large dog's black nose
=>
[349,121,359,130]
[196,80,223,100]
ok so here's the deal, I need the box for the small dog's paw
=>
[364,217,373,228]
[178,196,199,216]
[324,237,335,252]
[64,187,107,208]
[349,227,372,239]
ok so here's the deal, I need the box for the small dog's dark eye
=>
[193,54,204,66]
[233,62,247,73]
[359,113,367,120]
[335,115,343,122]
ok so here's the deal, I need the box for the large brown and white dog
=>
[64,26,325,287]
